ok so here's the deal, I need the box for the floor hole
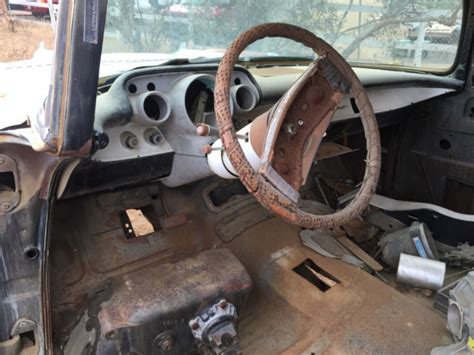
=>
[119,207,157,239]
[293,259,339,292]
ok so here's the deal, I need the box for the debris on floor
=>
[396,253,446,290]
[342,217,379,243]
[378,221,439,269]
[336,234,383,272]
[431,271,474,355]
[364,209,407,232]
[439,242,474,268]
[435,269,474,313]
[300,229,364,268]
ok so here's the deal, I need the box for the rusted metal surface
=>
[161,213,188,229]
[0,142,62,352]
[50,181,246,350]
[263,60,344,190]
[214,23,381,229]
[226,218,451,354]
[98,249,251,329]
[72,249,251,354]
[50,178,453,354]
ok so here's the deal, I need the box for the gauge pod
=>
[134,91,171,126]
[230,84,258,113]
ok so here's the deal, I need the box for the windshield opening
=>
[102,0,463,74]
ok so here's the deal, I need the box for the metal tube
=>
[396,253,446,290]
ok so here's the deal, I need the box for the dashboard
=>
[58,63,462,197]
[94,66,260,163]
[94,63,461,162]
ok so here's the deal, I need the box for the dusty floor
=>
[227,218,452,354]
[49,181,456,354]
[0,16,54,62]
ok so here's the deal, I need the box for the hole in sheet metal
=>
[24,247,40,261]
[119,207,157,239]
[293,259,339,292]
[0,172,15,192]
[128,84,137,94]
[439,139,451,150]
[147,82,156,91]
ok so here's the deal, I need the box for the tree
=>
[104,0,462,67]
[337,0,462,58]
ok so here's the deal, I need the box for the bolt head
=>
[105,330,118,340]
[191,321,200,330]
[98,133,109,149]
[218,300,227,309]
[285,123,297,135]
[159,336,175,351]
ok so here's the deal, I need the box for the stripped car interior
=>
[1,0,474,354]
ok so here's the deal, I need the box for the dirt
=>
[0,17,55,62]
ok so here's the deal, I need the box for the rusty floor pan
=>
[225,219,452,354]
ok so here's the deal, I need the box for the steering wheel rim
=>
[214,23,381,229]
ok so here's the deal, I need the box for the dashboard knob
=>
[149,131,162,145]
[122,133,139,149]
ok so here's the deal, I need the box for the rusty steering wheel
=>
[214,23,381,229]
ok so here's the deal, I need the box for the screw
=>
[284,123,297,136]
[2,203,12,211]
[0,158,5,164]
[97,133,109,149]
[198,344,212,355]
[221,332,233,346]
[298,119,304,126]
[105,330,118,340]
[218,299,227,309]
[191,321,200,331]
[301,103,308,111]
[158,334,175,352]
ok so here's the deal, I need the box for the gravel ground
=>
[1,14,54,62]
